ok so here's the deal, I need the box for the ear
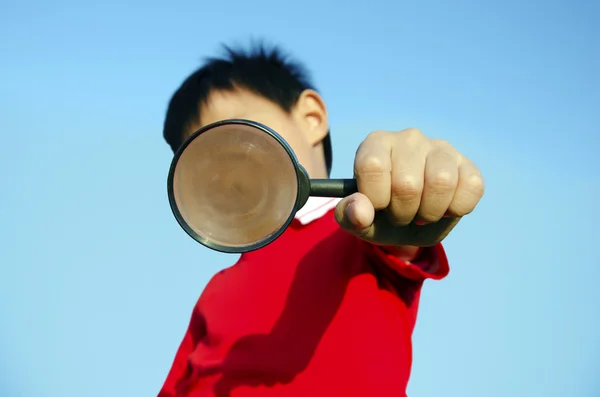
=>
[292,89,329,146]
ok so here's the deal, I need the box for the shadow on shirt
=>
[209,230,420,397]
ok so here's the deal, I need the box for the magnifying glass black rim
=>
[167,118,303,254]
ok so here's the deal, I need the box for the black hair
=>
[162,43,333,174]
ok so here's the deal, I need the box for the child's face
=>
[183,87,330,178]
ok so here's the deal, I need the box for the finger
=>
[418,144,459,223]
[447,157,485,216]
[387,143,427,226]
[334,193,376,239]
[354,132,392,210]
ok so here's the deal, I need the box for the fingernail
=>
[415,220,430,226]
[347,202,361,227]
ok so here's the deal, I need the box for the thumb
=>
[334,193,376,239]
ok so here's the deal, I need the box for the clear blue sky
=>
[1,0,599,396]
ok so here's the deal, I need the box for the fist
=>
[335,128,485,247]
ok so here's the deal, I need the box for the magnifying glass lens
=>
[171,123,298,250]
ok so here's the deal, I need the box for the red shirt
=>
[158,198,449,397]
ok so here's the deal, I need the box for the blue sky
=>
[1,0,599,396]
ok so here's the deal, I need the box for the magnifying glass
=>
[167,119,358,253]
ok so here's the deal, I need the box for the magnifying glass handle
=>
[309,179,358,198]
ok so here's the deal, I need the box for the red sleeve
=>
[367,243,450,282]
[157,302,207,397]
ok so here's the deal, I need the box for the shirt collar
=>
[294,197,342,225]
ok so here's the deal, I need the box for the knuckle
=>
[355,155,387,176]
[403,127,423,138]
[465,173,486,196]
[449,174,485,216]
[427,169,457,191]
[395,128,430,150]
[365,130,390,141]
[401,128,424,146]
[391,174,422,200]
[432,139,454,151]
[364,130,390,143]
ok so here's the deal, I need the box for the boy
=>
[158,44,485,397]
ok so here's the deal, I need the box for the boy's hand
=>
[334,128,485,247]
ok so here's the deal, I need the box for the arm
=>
[373,243,449,281]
